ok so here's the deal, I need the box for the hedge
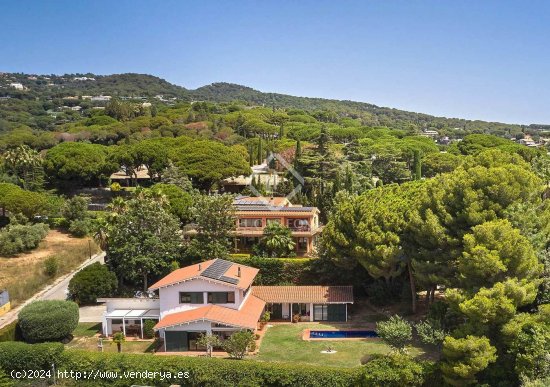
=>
[0,342,64,372]
[0,321,22,343]
[0,343,363,387]
[18,300,79,342]
[227,256,313,285]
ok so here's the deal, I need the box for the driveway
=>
[41,252,105,301]
[79,305,106,323]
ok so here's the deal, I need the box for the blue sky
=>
[2,0,550,124]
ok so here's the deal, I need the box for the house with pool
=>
[99,258,354,352]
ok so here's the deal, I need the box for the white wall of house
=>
[158,278,243,318]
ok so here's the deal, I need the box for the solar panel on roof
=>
[201,259,239,285]
[220,276,239,284]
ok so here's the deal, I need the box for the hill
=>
[0,71,541,136]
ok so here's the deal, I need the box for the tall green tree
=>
[105,190,181,290]
[187,194,235,260]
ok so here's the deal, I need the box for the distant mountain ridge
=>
[2,72,544,131]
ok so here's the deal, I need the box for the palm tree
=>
[258,223,295,257]
[112,332,125,353]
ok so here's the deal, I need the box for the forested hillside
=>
[2,72,545,137]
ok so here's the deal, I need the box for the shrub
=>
[0,367,13,387]
[376,315,412,351]
[68,263,117,305]
[0,223,49,256]
[362,353,435,387]
[43,256,58,277]
[143,320,156,339]
[62,196,89,222]
[415,319,446,348]
[68,219,91,237]
[223,331,256,359]
[18,301,79,342]
[48,217,69,229]
[0,342,64,372]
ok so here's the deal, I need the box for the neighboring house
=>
[0,290,10,317]
[91,95,112,102]
[9,82,24,90]
[421,129,439,138]
[221,174,287,193]
[99,259,353,352]
[110,165,152,186]
[233,196,322,256]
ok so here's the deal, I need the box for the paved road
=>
[0,252,106,329]
[41,252,105,300]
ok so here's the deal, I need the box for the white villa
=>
[99,259,353,352]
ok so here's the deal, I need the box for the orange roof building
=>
[99,258,353,352]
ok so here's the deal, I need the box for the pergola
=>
[105,309,160,338]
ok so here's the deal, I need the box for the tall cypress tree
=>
[248,146,254,166]
[413,150,422,180]
[257,138,263,165]
[295,139,302,160]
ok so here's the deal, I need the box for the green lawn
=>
[255,323,424,368]
[72,322,102,338]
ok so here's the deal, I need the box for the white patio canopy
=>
[105,309,160,338]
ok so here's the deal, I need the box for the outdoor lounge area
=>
[98,297,160,339]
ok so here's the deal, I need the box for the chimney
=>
[198,263,202,271]
[237,267,241,277]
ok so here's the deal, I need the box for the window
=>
[239,218,262,227]
[111,319,123,325]
[292,303,308,316]
[266,218,281,225]
[179,292,204,304]
[208,292,235,304]
[314,305,328,321]
[297,237,308,250]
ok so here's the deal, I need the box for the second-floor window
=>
[266,218,281,225]
[179,292,204,304]
[239,218,263,227]
[208,292,235,304]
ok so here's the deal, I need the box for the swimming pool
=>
[309,330,378,339]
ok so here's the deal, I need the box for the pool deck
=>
[302,327,381,341]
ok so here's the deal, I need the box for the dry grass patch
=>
[0,230,100,307]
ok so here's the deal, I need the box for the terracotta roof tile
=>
[149,259,258,291]
[153,295,265,330]
[252,286,353,304]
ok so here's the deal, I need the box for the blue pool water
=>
[309,330,378,339]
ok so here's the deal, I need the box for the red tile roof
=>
[252,286,354,304]
[149,259,258,291]
[153,295,265,330]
